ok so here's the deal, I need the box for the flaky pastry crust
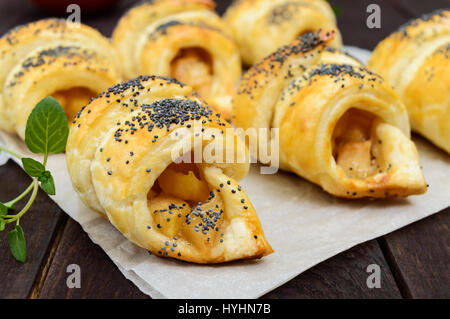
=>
[0,19,121,138]
[66,75,273,263]
[224,0,342,66]
[233,31,427,199]
[368,9,450,154]
[112,0,241,119]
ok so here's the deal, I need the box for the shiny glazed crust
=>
[66,75,273,263]
[368,9,450,154]
[224,0,342,66]
[112,0,241,119]
[233,31,427,199]
[0,19,121,138]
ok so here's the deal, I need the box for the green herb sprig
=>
[0,97,69,262]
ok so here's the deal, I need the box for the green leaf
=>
[9,225,26,262]
[38,171,55,195]
[22,157,45,177]
[0,220,5,231]
[0,203,8,216]
[25,97,69,155]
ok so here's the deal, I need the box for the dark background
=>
[2,0,450,49]
[0,0,449,299]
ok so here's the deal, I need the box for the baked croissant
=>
[0,19,121,139]
[233,31,427,199]
[368,9,450,154]
[112,0,241,119]
[66,75,273,263]
[224,0,342,66]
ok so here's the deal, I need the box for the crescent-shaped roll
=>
[66,75,273,264]
[111,0,241,119]
[368,9,450,154]
[0,19,121,139]
[233,31,427,199]
[224,0,342,66]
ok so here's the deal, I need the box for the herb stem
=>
[5,179,39,223]
[43,153,48,167]
[0,144,22,160]
[5,181,35,208]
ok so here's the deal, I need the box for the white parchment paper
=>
[0,48,449,299]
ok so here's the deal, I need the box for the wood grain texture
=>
[0,160,67,299]
[263,240,401,299]
[38,219,149,299]
[379,209,450,299]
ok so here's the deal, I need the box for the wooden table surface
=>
[0,0,449,299]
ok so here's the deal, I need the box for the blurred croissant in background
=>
[368,9,450,154]
[112,0,241,119]
[0,19,121,140]
[233,31,427,199]
[224,0,342,66]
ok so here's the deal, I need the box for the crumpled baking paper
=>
[0,47,448,299]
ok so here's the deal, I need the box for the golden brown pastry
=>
[112,0,241,119]
[224,0,342,66]
[66,75,273,264]
[0,19,121,139]
[368,10,450,154]
[233,31,427,199]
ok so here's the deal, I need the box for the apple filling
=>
[147,160,226,252]
[332,108,386,179]
[52,87,97,124]
[170,47,213,99]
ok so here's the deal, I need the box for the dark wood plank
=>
[0,160,67,299]
[41,221,402,299]
[263,240,401,299]
[379,208,450,299]
[38,218,149,299]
